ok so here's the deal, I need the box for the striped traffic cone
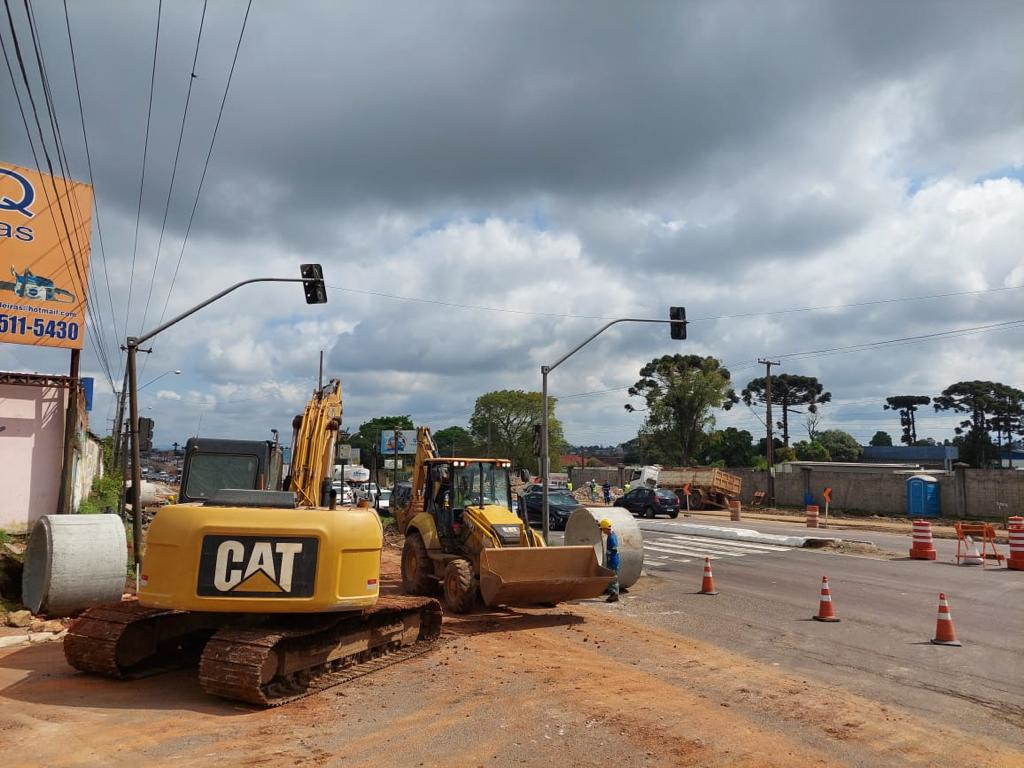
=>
[930,592,962,646]
[812,576,840,622]
[699,557,718,595]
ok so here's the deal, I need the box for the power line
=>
[156,0,253,328]
[1,1,116,390]
[139,0,208,336]
[61,0,120,377]
[124,0,162,338]
[21,0,117,389]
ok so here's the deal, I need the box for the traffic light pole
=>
[126,275,323,570]
[540,313,685,544]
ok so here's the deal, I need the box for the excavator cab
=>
[399,428,614,613]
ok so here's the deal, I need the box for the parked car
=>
[376,489,392,512]
[353,482,381,502]
[330,481,355,505]
[614,487,681,519]
[517,490,585,531]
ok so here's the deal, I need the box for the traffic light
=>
[669,306,687,340]
[138,417,154,452]
[300,263,327,304]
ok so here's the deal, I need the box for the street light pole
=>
[540,315,685,543]
[127,275,324,570]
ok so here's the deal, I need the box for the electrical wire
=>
[156,0,253,328]
[22,0,117,390]
[1,1,116,391]
[139,0,208,336]
[61,0,120,379]
[124,0,162,339]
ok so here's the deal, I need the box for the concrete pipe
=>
[564,507,643,589]
[22,514,127,617]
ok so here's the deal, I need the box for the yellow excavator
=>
[396,427,613,612]
[64,379,441,706]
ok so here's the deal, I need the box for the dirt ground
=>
[0,545,1021,768]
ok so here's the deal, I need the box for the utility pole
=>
[758,358,781,507]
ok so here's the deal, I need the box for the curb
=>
[636,521,844,548]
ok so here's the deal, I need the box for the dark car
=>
[518,490,584,531]
[615,487,681,519]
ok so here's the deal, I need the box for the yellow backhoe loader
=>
[64,379,441,706]
[395,427,613,613]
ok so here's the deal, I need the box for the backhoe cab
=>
[397,428,613,613]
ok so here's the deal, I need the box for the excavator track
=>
[64,602,222,679]
[198,595,442,706]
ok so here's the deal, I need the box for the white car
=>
[331,482,355,505]
[353,482,381,502]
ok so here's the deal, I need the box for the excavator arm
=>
[396,425,437,534]
[288,379,343,507]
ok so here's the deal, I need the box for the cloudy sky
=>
[2,0,1023,450]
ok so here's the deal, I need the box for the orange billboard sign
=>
[0,162,94,350]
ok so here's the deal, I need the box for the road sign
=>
[336,443,351,460]
[683,483,691,495]
[823,487,832,504]
[0,161,94,349]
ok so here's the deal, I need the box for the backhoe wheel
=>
[401,533,435,595]
[442,559,477,614]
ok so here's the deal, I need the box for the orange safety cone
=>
[699,556,718,595]
[930,592,962,646]
[812,576,840,622]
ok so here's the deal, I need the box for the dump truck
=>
[628,464,742,510]
[395,427,614,613]
[65,378,441,706]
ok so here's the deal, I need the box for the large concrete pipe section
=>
[564,506,643,589]
[22,514,127,616]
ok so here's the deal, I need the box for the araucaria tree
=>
[626,354,738,465]
[933,381,1024,467]
[741,374,831,447]
[883,396,931,445]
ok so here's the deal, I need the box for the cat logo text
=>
[196,535,319,598]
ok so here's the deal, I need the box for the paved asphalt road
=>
[554,515,1024,748]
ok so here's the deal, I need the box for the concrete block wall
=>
[726,466,1024,519]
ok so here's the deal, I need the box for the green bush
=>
[79,471,123,515]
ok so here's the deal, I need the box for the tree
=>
[625,354,738,465]
[933,381,1024,467]
[705,427,757,467]
[870,431,893,447]
[817,430,862,462]
[804,411,823,442]
[350,415,414,456]
[741,374,831,447]
[432,426,477,457]
[793,440,830,461]
[883,396,931,445]
[470,390,563,473]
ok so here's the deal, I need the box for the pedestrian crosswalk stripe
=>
[663,534,790,552]
[651,540,752,556]
[645,543,729,559]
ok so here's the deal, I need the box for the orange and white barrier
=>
[728,500,741,522]
[805,504,819,529]
[930,592,962,646]
[699,556,718,595]
[1008,516,1024,571]
[812,575,839,622]
[909,519,937,560]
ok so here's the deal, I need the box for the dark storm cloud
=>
[3,1,1023,447]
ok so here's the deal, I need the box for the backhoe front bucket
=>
[478,546,614,607]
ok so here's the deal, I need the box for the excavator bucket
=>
[478,546,615,607]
